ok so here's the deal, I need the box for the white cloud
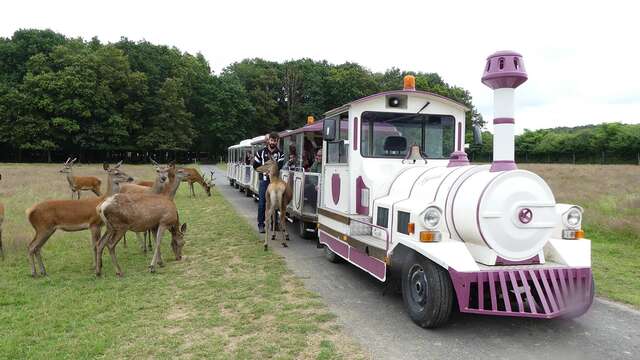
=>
[1,0,638,131]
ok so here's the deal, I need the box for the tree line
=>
[0,29,480,162]
[469,122,640,164]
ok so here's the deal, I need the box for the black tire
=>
[245,189,252,197]
[324,245,342,263]
[401,252,454,328]
[299,221,316,239]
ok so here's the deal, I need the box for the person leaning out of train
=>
[253,131,285,233]
[308,148,322,173]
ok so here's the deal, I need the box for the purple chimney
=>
[482,51,528,172]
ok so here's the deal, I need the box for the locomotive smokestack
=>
[481,51,528,172]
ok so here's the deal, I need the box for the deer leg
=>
[147,230,153,251]
[135,232,145,252]
[280,203,288,247]
[107,229,127,277]
[0,228,4,260]
[96,228,116,276]
[28,228,54,277]
[92,189,101,197]
[150,225,166,272]
[89,225,100,268]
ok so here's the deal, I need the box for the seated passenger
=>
[308,148,322,173]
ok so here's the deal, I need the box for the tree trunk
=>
[47,150,52,163]
[572,152,575,165]
[602,151,605,164]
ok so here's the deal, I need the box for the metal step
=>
[350,234,387,250]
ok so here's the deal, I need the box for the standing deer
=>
[26,162,132,277]
[255,159,293,251]
[60,158,102,200]
[179,168,212,197]
[0,173,4,260]
[96,193,187,276]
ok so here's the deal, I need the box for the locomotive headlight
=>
[565,207,582,229]
[422,207,442,230]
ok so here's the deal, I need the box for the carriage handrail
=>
[349,217,390,253]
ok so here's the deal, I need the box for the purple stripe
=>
[353,117,358,151]
[319,231,349,259]
[493,117,515,124]
[495,255,539,265]
[490,160,517,172]
[349,247,386,281]
[457,122,462,151]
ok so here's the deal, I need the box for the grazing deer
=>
[26,162,132,277]
[180,168,212,197]
[0,173,4,260]
[60,158,102,200]
[96,193,187,276]
[256,159,293,251]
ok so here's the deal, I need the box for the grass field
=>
[520,164,640,307]
[0,163,364,359]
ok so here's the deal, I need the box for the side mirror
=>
[473,125,483,146]
[323,118,337,142]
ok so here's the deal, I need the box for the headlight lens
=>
[423,207,441,229]
[566,208,582,228]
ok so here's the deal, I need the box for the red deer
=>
[255,159,293,250]
[60,158,102,199]
[180,167,212,197]
[26,162,132,277]
[96,193,187,276]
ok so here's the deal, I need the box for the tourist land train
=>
[226,51,594,328]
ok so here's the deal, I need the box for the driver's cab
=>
[320,86,469,219]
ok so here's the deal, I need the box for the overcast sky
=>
[2,0,638,133]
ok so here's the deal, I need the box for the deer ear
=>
[180,223,188,233]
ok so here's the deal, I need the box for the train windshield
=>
[360,111,455,159]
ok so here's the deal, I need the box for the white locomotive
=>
[226,51,593,328]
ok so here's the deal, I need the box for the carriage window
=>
[360,112,455,159]
[327,114,349,164]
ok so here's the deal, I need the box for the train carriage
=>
[226,51,594,328]
[278,119,324,237]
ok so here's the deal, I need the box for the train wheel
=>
[401,252,453,328]
[299,221,316,239]
[245,189,252,197]
[324,245,343,263]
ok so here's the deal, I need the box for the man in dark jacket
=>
[253,132,285,233]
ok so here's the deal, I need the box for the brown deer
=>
[180,167,212,197]
[60,158,102,199]
[255,159,293,251]
[120,161,187,252]
[136,180,154,187]
[96,193,187,276]
[26,162,132,277]
[0,173,4,260]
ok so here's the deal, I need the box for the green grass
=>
[0,164,363,359]
[521,164,640,308]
